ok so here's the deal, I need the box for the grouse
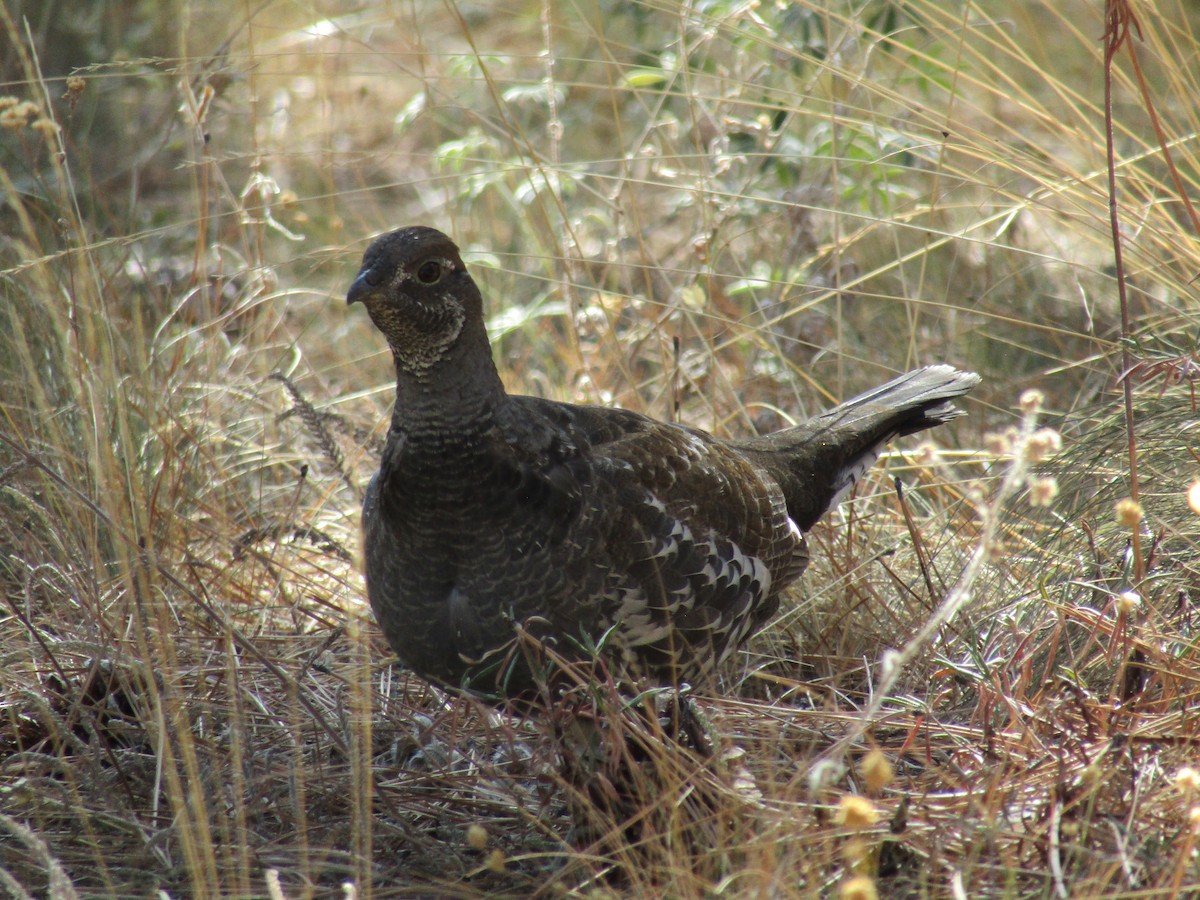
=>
[348,226,979,696]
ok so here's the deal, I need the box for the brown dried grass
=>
[3,0,1200,896]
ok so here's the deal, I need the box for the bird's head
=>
[348,226,482,376]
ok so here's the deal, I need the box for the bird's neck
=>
[389,320,506,439]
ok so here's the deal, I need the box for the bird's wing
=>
[501,396,808,675]
[505,396,798,563]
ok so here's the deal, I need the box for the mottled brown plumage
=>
[348,226,979,696]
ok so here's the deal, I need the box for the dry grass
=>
[3,0,1200,896]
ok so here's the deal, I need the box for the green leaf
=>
[622,68,669,88]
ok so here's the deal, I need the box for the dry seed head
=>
[1027,476,1060,508]
[983,431,1011,456]
[1,107,28,129]
[1024,427,1062,463]
[861,749,894,794]
[1114,497,1143,528]
[66,75,85,94]
[485,849,506,873]
[31,118,60,136]
[1175,766,1200,793]
[840,876,879,900]
[912,441,938,466]
[837,794,879,829]
[2,100,40,129]
[466,824,488,850]
[1019,388,1045,414]
[1116,590,1141,615]
[1188,481,1200,515]
[842,836,869,867]
[0,96,19,110]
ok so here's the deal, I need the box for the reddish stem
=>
[1103,0,1143,583]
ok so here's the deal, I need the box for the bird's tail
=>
[734,365,980,530]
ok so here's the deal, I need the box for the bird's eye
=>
[416,260,443,284]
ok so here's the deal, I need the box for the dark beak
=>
[347,268,374,305]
